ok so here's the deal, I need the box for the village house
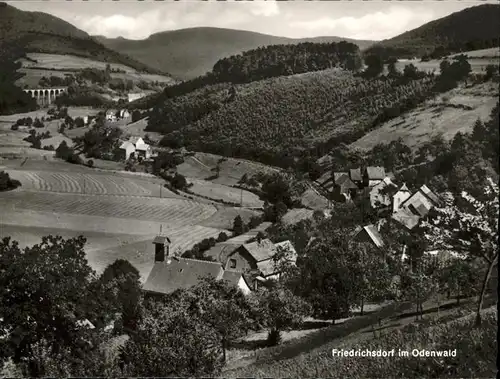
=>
[224,238,298,289]
[333,173,359,202]
[369,177,398,208]
[363,166,386,187]
[142,235,251,296]
[352,223,385,249]
[118,109,130,119]
[349,168,363,187]
[105,110,117,122]
[392,184,443,230]
[118,136,152,160]
[392,183,412,213]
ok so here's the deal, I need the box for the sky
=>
[9,0,497,41]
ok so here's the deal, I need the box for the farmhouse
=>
[392,183,412,213]
[333,174,359,201]
[363,166,386,187]
[349,168,363,187]
[392,184,443,230]
[118,136,152,160]
[118,109,130,119]
[143,235,251,296]
[224,238,298,288]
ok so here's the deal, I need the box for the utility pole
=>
[240,188,243,207]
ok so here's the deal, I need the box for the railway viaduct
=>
[22,87,68,107]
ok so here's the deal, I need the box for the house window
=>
[229,259,237,269]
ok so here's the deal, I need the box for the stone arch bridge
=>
[23,87,68,107]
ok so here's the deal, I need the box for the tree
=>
[421,178,499,326]
[0,235,97,376]
[94,260,142,333]
[119,300,223,377]
[364,55,384,78]
[190,277,254,362]
[0,171,21,191]
[74,117,84,128]
[351,243,393,315]
[170,173,187,190]
[33,118,44,128]
[252,283,310,346]
[293,230,358,322]
[232,215,245,236]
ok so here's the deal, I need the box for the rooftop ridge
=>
[178,257,223,266]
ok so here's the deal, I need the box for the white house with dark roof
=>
[143,235,251,296]
[224,238,298,289]
[392,184,443,230]
[392,183,412,213]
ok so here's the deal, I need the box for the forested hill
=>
[95,27,375,80]
[365,4,500,60]
[212,41,362,83]
[147,69,434,168]
[0,2,165,75]
[162,41,363,100]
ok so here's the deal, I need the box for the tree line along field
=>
[153,69,434,161]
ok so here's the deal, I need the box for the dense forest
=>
[160,41,363,100]
[0,44,37,115]
[148,69,434,168]
[364,4,500,60]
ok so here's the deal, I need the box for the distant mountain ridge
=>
[94,27,377,80]
[365,4,500,59]
[0,2,167,75]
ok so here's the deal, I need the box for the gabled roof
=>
[419,184,443,207]
[242,239,276,262]
[257,260,276,277]
[352,225,385,248]
[143,258,223,295]
[334,172,349,183]
[398,183,410,192]
[337,175,359,190]
[221,270,244,287]
[119,141,135,150]
[128,136,143,145]
[205,243,242,263]
[153,236,171,245]
[392,208,421,230]
[363,225,385,248]
[349,168,362,182]
[365,166,386,180]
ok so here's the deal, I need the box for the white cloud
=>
[77,10,176,39]
[289,6,435,40]
[246,0,280,17]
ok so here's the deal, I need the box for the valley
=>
[0,2,498,378]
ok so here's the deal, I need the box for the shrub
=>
[87,159,94,168]
[0,171,21,191]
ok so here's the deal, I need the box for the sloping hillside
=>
[0,2,166,75]
[95,27,376,80]
[350,81,499,150]
[150,69,434,166]
[365,4,500,59]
